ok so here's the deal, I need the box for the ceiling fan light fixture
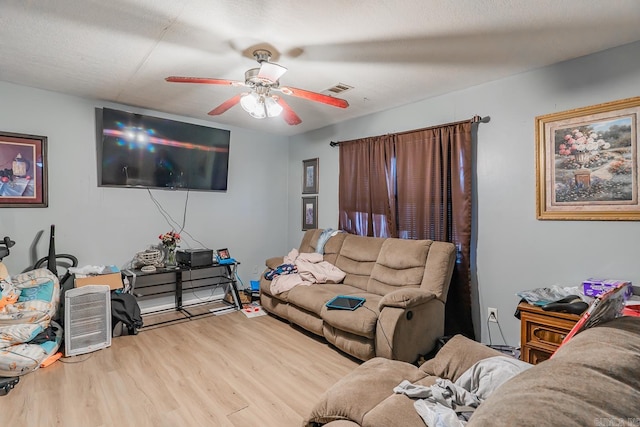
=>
[240,92,282,119]
[264,96,283,117]
[240,91,260,112]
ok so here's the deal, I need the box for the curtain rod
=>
[329,115,489,147]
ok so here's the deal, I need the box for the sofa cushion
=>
[287,284,362,315]
[420,335,504,382]
[323,325,377,361]
[361,393,427,427]
[304,357,427,426]
[259,276,290,300]
[468,316,640,426]
[287,304,324,336]
[322,421,360,427]
[335,235,384,291]
[368,238,430,296]
[321,294,382,339]
[299,229,323,253]
[321,233,348,266]
[422,241,457,302]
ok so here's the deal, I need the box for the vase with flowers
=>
[159,230,181,267]
[557,128,610,169]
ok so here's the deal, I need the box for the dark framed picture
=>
[302,196,318,231]
[536,96,640,220]
[302,158,319,194]
[0,132,48,208]
[217,248,230,260]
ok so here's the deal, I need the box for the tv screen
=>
[97,108,230,191]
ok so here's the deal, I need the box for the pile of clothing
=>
[0,266,62,376]
[266,248,346,295]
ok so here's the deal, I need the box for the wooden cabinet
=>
[518,302,580,364]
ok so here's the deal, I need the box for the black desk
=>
[123,262,241,328]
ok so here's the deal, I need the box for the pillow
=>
[18,280,54,302]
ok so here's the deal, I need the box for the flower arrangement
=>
[159,230,181,248]
[557,128,610,157]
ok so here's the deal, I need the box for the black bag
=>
[111,292,143,335]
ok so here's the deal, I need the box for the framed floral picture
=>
[536,96,640,220]
[0,132,48,208]
[302,158,319,194]
[302,196,318,230]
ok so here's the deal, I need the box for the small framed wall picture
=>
[0,131,48,208]
[302,157,319,194]
[302,196,318,230]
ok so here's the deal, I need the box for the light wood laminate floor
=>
[0,311,360,427]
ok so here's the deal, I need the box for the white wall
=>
[0,81,291,292]
[289,41,640,346]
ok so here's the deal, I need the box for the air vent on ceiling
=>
[324,83,353,94]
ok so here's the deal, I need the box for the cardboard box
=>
[75,266,123,290]
[582,278,632,298]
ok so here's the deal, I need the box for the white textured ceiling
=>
[2,0,640,136]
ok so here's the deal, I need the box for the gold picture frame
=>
[536,96,640,220]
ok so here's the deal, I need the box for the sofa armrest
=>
[265,256,284,270]
[378,288,436,310]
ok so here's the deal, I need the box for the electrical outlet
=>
[252,264,259,275]
[488,307,498,323]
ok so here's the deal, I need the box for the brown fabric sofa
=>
[304,316,640,427]
[259,229,456,363]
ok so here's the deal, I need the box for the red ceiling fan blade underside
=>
[276,97,302,125]
[166,74,347,125]
[165,76,244,86]
[208,94,243,116]
[279,86,349,108]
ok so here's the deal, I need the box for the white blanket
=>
[270,249,346,295]
[394,355,532,426]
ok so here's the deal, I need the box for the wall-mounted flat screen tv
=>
[96,107,230,192]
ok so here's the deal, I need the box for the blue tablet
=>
[326,295,366,310]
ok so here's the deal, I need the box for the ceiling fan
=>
[165,49,349,125]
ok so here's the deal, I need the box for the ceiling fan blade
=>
[166,76,244,87]
[279,86,349,108]
[276,97,302,125]
[208,94,242,116]
[257,62,287,82]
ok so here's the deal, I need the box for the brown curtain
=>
[395,122,473,338]
[338,121,474,339]
[338,135,396,237]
